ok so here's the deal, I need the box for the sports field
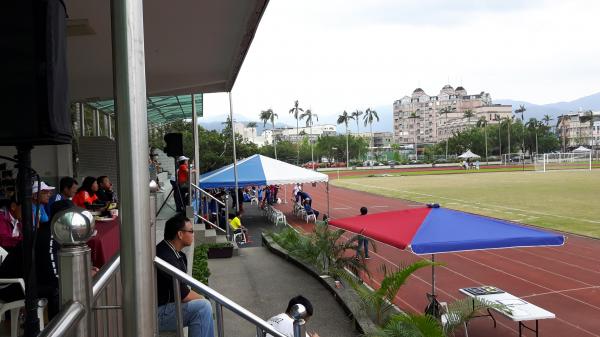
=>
[332,169,600,238]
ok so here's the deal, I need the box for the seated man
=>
[96,176,118,204]
[303,200,319,220]
[229,212,248,243]
[156,214,215,337]
[265,295,319,337]
[46,176,78,218]
[296,191,312,206]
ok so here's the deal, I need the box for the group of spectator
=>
[0,175,111,321]
[461,159,480,170]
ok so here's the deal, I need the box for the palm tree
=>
[246,121,257,128]
[503,116,513,159]
[494,114,502,158]
[349,260,434,326]
[300,109,318,167]
[259,109,278,159]
[337,110,354,168]
[463,109,475,127]
[352,109,364,159]
[363,108,380,159]
[477,116,488,163]
[515,105,527,155]
[438,106,456,159]
[408,111,420,160]
[289,100,304,164]
[542,114,553,127]
[526,118,541,155]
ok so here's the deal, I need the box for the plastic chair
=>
[250,197,259,205]
[440,302,468,337]
[305,212,316,223]
[274,212,286,227]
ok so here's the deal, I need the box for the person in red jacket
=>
[72,176,100,209]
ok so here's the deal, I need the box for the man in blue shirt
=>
[46,177,78,218]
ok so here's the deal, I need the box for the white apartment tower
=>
[393,85,512,145]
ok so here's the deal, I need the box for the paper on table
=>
[497,299,527,306]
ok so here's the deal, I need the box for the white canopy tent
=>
[458,150,481,159]
[573,146,591,152]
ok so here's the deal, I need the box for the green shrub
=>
[192,245,210,284]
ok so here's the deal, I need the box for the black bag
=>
[424,293,442,319]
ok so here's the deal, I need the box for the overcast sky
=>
[203,0,600,126]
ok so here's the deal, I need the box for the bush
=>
[192,245,210,284]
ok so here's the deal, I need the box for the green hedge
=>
[192,245,210,284]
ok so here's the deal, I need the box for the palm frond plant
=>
[348,260,435,326]
[440,297,507,335]
[367,297,507,337]
[367,313,445,337]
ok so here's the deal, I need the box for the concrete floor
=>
[208,247,360,337]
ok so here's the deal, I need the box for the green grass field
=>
[332,169,600,238]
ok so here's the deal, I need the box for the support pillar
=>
[111,0,156,335]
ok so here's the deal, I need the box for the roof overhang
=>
[66,0,269,101]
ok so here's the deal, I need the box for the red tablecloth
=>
[87,217,120,268]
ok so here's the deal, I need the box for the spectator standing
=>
[265,295,319,337]
[177,156,190,203]
[355,206,370,259]
[156,214,214,337]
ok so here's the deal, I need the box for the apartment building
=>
[556,111,600,150]
[393,85,512,145]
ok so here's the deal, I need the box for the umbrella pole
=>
[431,254,435,296]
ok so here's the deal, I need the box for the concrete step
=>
[193,225,217,244]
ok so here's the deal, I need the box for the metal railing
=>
[154,256,306,337]
[91,255,123,337]
[38,301,85,337]
[190,182,230,239]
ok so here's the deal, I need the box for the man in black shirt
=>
[96,176,117,204]
[156,214,214,337]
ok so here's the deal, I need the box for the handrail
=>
[194,212,227,234]
[190,183,225,207]
[38,301,85,337]
[92,254,121,302]
[154,257,289,337]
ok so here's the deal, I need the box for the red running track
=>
[273,183,600,337]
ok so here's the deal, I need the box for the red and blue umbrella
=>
[329,206,565,297]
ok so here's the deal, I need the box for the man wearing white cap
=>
[177,156,190,207]
[32,181,55,224]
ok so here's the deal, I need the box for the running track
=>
[274,183,600,337]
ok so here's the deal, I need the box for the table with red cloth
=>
[87,216,120,268]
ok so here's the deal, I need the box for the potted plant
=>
[205,242,234,259]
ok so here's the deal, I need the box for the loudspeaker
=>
[164,133,183,157]
[0,0,71,146]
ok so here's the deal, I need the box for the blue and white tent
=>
[199,154,329,188]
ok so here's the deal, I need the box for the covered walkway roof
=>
[86,94,203,125]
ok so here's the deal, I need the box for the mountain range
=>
[200,92,600,133]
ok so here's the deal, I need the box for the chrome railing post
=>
[291,304,307,337]
[215,303,225,337]
[149,189,159,336]
[58,245,94,337]
[173,278,184,337]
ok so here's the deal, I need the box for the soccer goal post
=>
[534,152,592,172]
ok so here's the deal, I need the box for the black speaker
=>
[0,0,71,146]
[164,133,183,157]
